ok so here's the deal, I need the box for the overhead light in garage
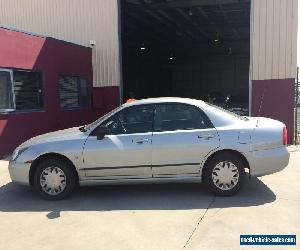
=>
[140,42,146,50]
[214,32,220,43]
[188,9,193,16]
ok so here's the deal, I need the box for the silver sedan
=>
[9,97,289,200]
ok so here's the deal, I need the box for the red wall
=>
[0,28,119,158]
[251,79,294,144]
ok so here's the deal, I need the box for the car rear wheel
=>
[203,153,245,196]
[33,157,77,200]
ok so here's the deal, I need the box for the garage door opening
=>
[120,0,251,115]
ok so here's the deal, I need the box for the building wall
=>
[1,0,296,85]
[251,0,298,143]
[251,0,298,80]
[251,79,295,143]
[0,0,120,88]
[0,28,119,157]
[0,0,298,145]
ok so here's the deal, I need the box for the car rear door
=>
[82,105,154,179]
[151,103,220,178]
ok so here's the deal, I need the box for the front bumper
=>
[8,160,30,186]
[246,146,290,177]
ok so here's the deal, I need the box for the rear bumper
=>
[246,146,290,177]
[8,160,30,186]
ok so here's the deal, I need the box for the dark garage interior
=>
[120,0,251,115]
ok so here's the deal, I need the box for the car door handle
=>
[133,138,150,144]
[198,134,215,140]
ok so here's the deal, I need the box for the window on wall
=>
[58,75,90,110]
[0,70,14,111]
[13,70,43,110]
[0,68,44,112]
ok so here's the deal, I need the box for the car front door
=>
[82,105,154,179]
[151,103,220,178]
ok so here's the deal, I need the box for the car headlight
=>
[11,146,29,161]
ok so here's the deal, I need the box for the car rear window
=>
[206,103,249,121]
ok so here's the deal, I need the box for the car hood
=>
[19,127,85,148]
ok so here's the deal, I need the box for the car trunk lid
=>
[249,117,286,151]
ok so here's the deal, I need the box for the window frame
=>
[58,74,91,111]
[91,104,155,136]
[0,67,44,114]
[153,103,214,133]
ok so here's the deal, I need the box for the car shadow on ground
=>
[0,176,276,214]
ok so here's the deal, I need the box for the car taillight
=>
[283,125,287,145]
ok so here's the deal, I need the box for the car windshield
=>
[81,106,123,131]
[206,103,249,121]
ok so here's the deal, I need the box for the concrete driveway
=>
[0,148,299,250]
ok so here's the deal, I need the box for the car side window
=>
[101,115,125,135]
[101,105,154,135]
[154,103,211,132]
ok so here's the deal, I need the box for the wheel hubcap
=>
[40,166,67,196]
[212,161,239,191]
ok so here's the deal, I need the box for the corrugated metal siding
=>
[0,0,120,87]
[251,0,298,80]
[1,0,297,84]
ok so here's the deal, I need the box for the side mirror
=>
[95,126,110,140]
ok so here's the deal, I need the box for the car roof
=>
[123,97,205,107]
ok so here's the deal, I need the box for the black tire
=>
[203,153,245,196]
[33,157,77,200]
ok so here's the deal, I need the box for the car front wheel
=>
[203,153,245,196]
[33,157,77,200]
